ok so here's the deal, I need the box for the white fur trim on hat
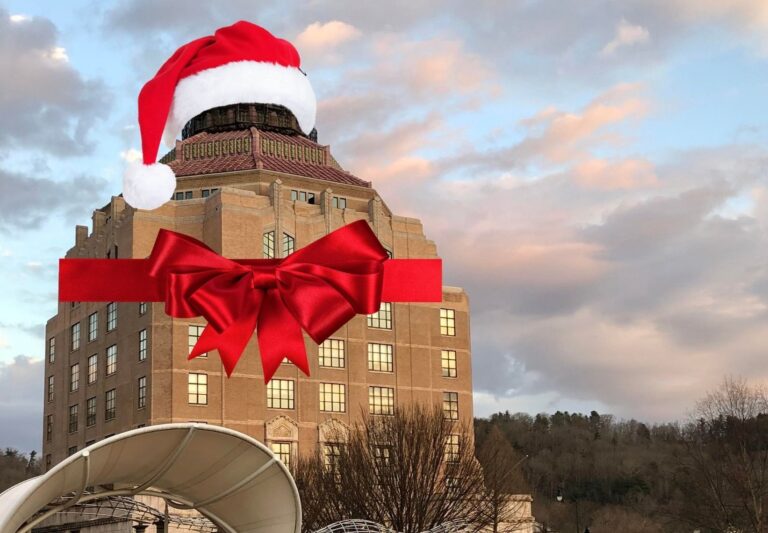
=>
[162,60,316,147]
[123,161,177,210]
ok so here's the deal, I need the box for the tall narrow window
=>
[188,373,208,405]
[445,434,460,463]
[139,301,147,316]
[70,363,79,392]
[368,386,394,415]
[105,389,116,420]
[283,233,295,256]
[48,337,55,364]
[270,442,292,468]
[188,324,207,357]
[87,312,98,342]
[106,302,117,331]
[267,379,294,409]
[263,231,275,259]
[367,343,394,373]
[87,354,97,384]
[319,383,346,412]
[68,404,78,433]
[443,392,459,420]
[47,375,54,402]
[367,302,392,329]
[137,376,147,409]
[46,415,53,442]
[441,350,457,378]
[139,329,147,361]
[106,345,117,375]
[86,397,96,426]
[70,323,80,351]
[440,308,456,336]
[318,339,345,368]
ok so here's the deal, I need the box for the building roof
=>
[165,128,371,188]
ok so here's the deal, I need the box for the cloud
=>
[572,158,658,190]
[0,356,42,452]
[119,147,142,163]
[0,8,109,155]
[296,20,361,59]
[601,19,650,56]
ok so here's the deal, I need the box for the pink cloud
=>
[573,158,658,190]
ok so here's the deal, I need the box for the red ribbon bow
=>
[147,221,387,381]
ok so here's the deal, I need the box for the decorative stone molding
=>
[318,418,350,443]
[266,415,299,442]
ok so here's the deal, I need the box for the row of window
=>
[315,339,458,377]
[172,188,220,201]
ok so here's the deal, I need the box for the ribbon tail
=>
[258,289,310,382]
[191,316,259,377]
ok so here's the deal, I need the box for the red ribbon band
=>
[59,221,442,382]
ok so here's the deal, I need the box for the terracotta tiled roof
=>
[166,128,370,188]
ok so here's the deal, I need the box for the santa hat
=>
[123,21,316,210]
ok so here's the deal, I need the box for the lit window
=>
[138,376,147,409]
[367,343,393,373]
[263,231,275,259]
[188,324,207,357]
[368,386,394,415]
[47,375,54,402]
[105,389,116,420]
[139,329,147,361]
[440,309,456,336]
[48,337,55,363]
[283,233,295,256]
[318,339,345,368]
[445,434,460,463]
[106,302,117,331]
[139,302,147,315]
[188,373,208,405]
[441,350,457,378]
[319,383,346,412]
[267,379,294,409]
[46,414,53,442]
[87,312,98,342]
[443,392,459,420]
[68,404,78,433]
[373,445,391,467]
[70,363,79,392]
[70,322,80,351]
[86,397,96,426]
[323,443,343,471]
[367,302,392,329]
[106,345,117,375]
[270,442,292,468]
[332,196,347,209]
[87,354,97,384]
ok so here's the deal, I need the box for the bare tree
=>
[294,405,488,533]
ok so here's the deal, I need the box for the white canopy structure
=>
[0,423,301,533]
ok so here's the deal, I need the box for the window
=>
[87,312,98,342]
[283,233,295,256]
[319,383,346,412]
[47,375,54,402]
[440,308,456,336]
[202,188,219,197]
[48,337,55,363]
[290,189,316,204]
[68,404,78,433]
[46,415,53,442]
[106,345,117,375]
[138,376,147,409]
[332,196,347,209]
[45,454,51,470]
[106,302,117,331]
[188,373,208,405]
[373,445,391,467]
[87,354,97,384]
[70,323,80,351]
[443,392,459,420]
[270,442,292,468]
[105,389,116,420]
[139,302,147,315]
[68,446,77,456]
[368,386,394,415]
[368,343,394,373]
[263,231,275,259]
[70,363,79,392]
[139,329,147,361]
[367,302,392,329]
[174,191,193,200]
[86,397,96,427]
[318,339,345,368]
[267,379,294,409]
[188,325,207,357]
[445,434,460,463]
[441,350,457,378]
[324,443,343,471]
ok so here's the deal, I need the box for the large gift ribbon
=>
[59,221,442,382]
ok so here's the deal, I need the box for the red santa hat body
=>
[124,21,316,210]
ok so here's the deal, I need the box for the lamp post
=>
[555,488,581,533]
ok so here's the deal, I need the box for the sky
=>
[1,0,768,452]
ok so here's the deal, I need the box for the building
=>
[41,103,473,474]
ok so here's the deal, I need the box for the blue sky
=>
[1,0,768,451]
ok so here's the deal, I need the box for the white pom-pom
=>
[123,162,177,210]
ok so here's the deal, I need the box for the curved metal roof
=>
[0,423,301,533]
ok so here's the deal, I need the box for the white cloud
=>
[296,21,361,52]
[601,19,650,56]
[9,14,29,23]
[47,46,69,62]
[120,148,142,163]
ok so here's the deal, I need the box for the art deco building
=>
[41,104,473,472]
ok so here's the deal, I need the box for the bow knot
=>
[146,221,388,382]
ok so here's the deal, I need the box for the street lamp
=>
[555,487,582,533]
